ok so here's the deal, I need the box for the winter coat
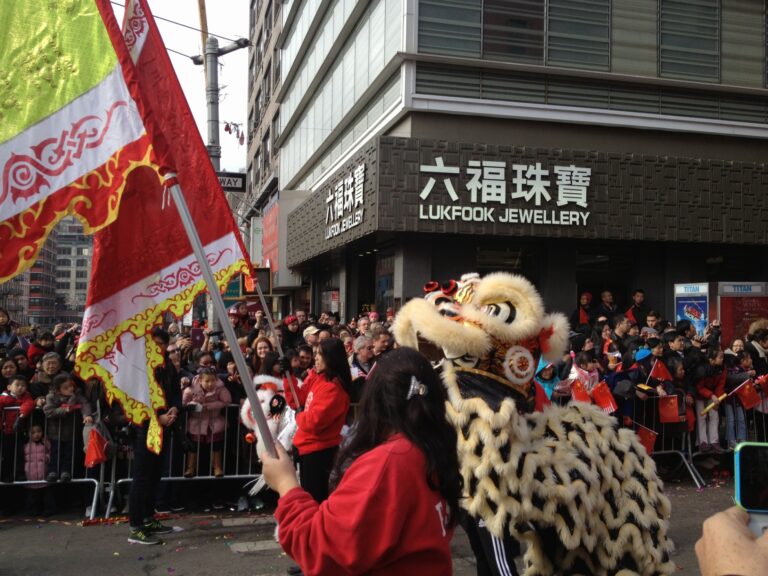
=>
[745,340,768,377]
[24,438,50,483]
[183,375,231,442]
[43,390,92,441]
[0,390,35,435]
[693,364,726,401]
[293,370,349,456]
[534,357,561,400]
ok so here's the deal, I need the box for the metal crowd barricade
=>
[104,403,262,518]
[627,395,706,488]
[719,389,768,447]
[0,406,101,520]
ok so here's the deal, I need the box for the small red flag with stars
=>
[571,380,591,403]
[648,359,673,383]
[590,381,618,414]
[736,379,762,410]
[636,426,658,455]
[658,395,680,423]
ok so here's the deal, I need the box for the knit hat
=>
[283,315,297,326]
[580,292,593,304]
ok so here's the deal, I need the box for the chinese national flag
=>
[649,359,673,382]
[736,380,762,410]
[85,428,109,468]
[571,380,591,403]
[636,426,658,455]
[591,381,618,414]
[658,395,680,423]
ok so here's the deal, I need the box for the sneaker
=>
[711,444,726,454]
[143,519,174,534]
[128,529,162,545]
[59,472,71,483]
[236,496,249,512]
[169,504,185,513]
[699,443,711,453]
[286,566,303,576]
[46,472,58,483]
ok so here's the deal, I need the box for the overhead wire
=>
[109,1,244,43]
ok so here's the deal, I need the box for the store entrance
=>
[575,249,634,314]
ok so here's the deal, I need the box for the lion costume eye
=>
[481,301,517,324]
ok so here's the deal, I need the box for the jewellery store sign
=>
[324,163,366,240]
[418,157,591,226]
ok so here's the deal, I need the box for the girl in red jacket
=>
[694,347,726,453]
[262,347,461,576]
[291,338,351,504]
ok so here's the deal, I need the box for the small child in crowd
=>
[24,423,56,515]
[183,367,232,478]
[43,372,93,482]
[0,375,34,482]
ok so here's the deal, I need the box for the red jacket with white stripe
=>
[276,435,453,576]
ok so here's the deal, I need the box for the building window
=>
[76,259,88,267]
[419,0,481,58]
[57,258,71,267]
[272,113,280,144]
[264,64,272,101]
[483,0,544,64]
[75,270,88,279]
[75,282,88,290]
[262,131,271,171]
[547,0,610,70]
[660,0,719,81]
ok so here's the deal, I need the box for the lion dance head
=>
[393,272,674,576]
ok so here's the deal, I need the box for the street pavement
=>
[0,477,732,576]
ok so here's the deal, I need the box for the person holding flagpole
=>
[127,327,182,545]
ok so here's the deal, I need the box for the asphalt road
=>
[0,474,733,576]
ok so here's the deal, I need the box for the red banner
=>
[571,380,591,403]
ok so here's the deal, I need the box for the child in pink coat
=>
[182,367,231,477]
[24,423,56,515]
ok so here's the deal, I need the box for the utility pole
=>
[191,34,249,330]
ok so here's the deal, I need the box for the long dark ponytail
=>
[330,347,462,527]
[317,338,352,394]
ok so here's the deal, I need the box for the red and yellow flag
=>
[74,0,250,453]
[736,379,762,410]
[0,0,156,283]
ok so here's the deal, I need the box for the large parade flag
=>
[0,1,156,283]
[75,0,250,452]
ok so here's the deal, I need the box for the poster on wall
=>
[674,283,709,336]
[717,283,768,347]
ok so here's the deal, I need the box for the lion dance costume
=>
[393,272,674,576]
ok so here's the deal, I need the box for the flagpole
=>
[169,183,276,458]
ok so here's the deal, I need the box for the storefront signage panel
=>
[417,158,591,226]
[324,163,366,240]
[377,136,768,244]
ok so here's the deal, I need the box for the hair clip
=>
[407,375,428,400]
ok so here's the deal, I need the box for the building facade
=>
[54,216,93,325]
[28,226,58,328]
[0,271,29,326]
[249,0,768,324]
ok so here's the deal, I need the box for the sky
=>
[112,0,250,172]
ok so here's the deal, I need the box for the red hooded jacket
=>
[276,435,453,576]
